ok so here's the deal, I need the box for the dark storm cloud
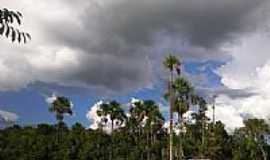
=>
[52,0,267,54]
[1,0,268,93]
[69,54,154,92]
[38,0,269,93]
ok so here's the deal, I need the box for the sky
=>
[1,0,270,131]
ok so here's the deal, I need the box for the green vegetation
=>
[0,56,269,160]
[0,109,269,159]
[0,8,31,43]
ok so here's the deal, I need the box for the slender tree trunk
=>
[111,120,114,160]
[147,129,150,160]
[57,119,63,144]
[212,103,215,125]
[58,122,60,143]
[201,117,205,158]
[111,120,114,133]
[178,113,183,160]
[137,125,140,159]
[258,141,267,160]
[150,125,154,160]
[169,70,174,160]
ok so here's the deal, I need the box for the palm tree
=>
[193,96,208,158]
[144,100,165,134]
[97,100,126,160]
[129,100,165,160]
[49,96,73,124]
[173,77,194,159]
[49,96,73,142]
[144,100,165,160]
[163,54,181,160]
[127,100,146,159]
[0,8,31,43]
[129,100,147,136]
[97,101,126,132]
[212,94,217,125]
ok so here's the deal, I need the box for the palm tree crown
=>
[163,54,181,73]
[49,96,73,123]
[97,101,126,131]
[173,77,194,115]
[130,100,164,127]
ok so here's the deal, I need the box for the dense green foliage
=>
[0,108,269,159]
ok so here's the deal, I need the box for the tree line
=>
[0,55,270,160]
[0,101,269,160]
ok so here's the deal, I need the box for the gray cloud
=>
[52,0,267,54]
[0,0,269,93]
[45,0,268,91]
[197,86,257,102]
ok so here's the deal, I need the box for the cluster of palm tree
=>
[95,99,165,160]
[96,101,126,132]
[43,55,270,160]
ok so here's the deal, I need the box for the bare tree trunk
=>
[57,121,60,143]
[57,119,63,144]
[169,70,174,160]
[258,142,267,160]
[147,130,150,160]
[199,117,205,158]
[151,125,153,160]
[178,113,183,160]
[111,120,114,160]
[111,120,114,133]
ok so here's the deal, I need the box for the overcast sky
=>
[1,0,270,131]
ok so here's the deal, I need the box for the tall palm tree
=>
[163,54,181,160]
[49,96,73,142]
[173,77,194,160]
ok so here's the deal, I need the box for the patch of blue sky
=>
[184,60,225,88]
[0,60,225,127]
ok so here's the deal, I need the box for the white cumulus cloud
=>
[213,32,270,132]
[0,110,19,127]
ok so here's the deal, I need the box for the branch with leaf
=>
[0,8,31,43]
